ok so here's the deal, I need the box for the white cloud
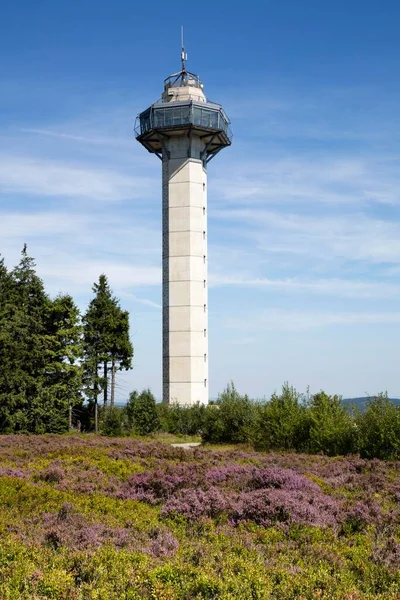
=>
[211,208,400,265]
[20,127,132,148]
[225,308,400,332]
[209,274,400,298]
[212,155,400,206]
[0,209,161,302]
[118,292,161,309]
[0,212,91,237]
[39,261,160,289]
[0,155,153,201]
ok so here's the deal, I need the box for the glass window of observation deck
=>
[193,107,219,130]
[140,110,152,133]
[173,106,190,125]
[153,106,191,128]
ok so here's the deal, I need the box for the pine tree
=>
[108,307,133,407]
[0,255,12,323]
[0,256,13,428]
[82,274,133,418]
[82,275,113,408]
[43,294,83,431]
[0,246,49,432]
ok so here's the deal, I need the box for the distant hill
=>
[343,397,400,411]
[115,397,400,411]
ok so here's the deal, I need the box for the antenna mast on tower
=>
[181,26,187,75]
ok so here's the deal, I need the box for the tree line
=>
[115,382,400,460]
[2,247,399,461]
[0,247,133,433]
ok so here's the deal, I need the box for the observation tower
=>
[135,38,232,405]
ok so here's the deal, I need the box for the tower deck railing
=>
[164,71,203,90]
[135,101,232,143]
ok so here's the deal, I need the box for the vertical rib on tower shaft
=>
[135,58,231,406]
[162,137,208,405]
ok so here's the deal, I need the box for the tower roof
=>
[162,27,204,100]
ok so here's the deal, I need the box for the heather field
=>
[1,436,400,599]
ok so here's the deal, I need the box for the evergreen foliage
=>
[0,249,133,433]
[82,274,133,411]
[43,294,83,432]
[0,246,50,432]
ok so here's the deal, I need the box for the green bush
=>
[202,382,260,445]
[157,402,206,435]
[356,393,400,459]
[307,391,356,456]
[255,383,309,451]
[125,389,159,435]
[100,407,124,436]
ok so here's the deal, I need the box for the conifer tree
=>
[82,274,133,413]
[0,256,13,428]
[0,255,11,323]
[108,307,133,407]
[44,294,83,430]
[0,246,49,432]
[0,248,83,433]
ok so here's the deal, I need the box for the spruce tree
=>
[0,256,13,428]
[108,307,133,407]
[82,274,133,415]
[0,246,49,432]
[43,294,83,431]
[0,248,83,433]
[0,255,12,325]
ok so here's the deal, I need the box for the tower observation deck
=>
[135,49,232,405]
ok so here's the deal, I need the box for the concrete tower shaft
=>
[135,61,231,406]
[162,136,208,405]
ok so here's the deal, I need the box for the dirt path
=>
[170,442,202,449]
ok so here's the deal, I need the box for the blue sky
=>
[1,0,400,400]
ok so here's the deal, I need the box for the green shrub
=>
[256,383,309,451]
[125,389,159,435]
[356,393,400,459]
[157,402,206,435]
[100,407,124,436]
[202,381,260,445]
[307,391,356,456]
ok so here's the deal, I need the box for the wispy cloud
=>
[209,275,400,299]
[211,208,400,267]
[20,127,132,148]
[0,155,153,201]
[39,262,160,289]
[225,308,400,332]
[119,291,161,309]
[0,212,89,237]
[212,155,400,207]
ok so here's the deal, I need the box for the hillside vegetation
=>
[1,434,400,599]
